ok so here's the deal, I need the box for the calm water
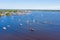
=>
[0,11,60,40]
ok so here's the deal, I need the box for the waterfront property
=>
[0,9,32,16]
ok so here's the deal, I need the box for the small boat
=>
[30,28,35,31]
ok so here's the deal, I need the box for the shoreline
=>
[0,9,60,16]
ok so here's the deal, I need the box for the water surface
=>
[0,11,60,40]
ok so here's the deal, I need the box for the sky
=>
[0,0,60,9]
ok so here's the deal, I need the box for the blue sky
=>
[0,0,60,9]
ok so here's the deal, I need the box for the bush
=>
[5,13,10,16]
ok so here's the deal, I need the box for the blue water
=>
[0,11,60,40]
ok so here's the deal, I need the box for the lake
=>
[0,11,60,40]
